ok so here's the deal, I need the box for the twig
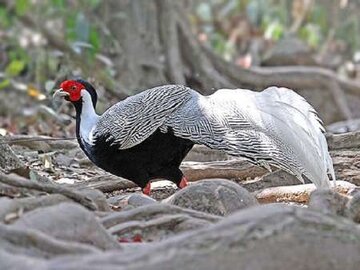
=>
[72,175,137,192]
[0,173,97,211]
[1,135,77,152]
[1,136,76,144]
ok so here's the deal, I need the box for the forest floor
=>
[1,131,360,269]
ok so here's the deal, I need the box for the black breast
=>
[80,128,194,188]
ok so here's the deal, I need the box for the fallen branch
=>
[0,173,97,211]
[73,175,137,192]
[3,135,77,151]
[254,180,356,204]
[181,160,267,182]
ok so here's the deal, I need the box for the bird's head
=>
[53,79,97,107]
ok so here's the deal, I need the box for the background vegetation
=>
[0,0,359,136]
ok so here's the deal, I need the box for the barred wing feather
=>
[165,86,335,188]
[94,85,192,149]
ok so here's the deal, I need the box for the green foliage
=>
[89,28,101,51]
[337,16,360,51]
[5,60,26,77]
[85,0,101,9]
[51,0,65,9]
[299,24,321,48]
[1,0,358,97]
[66,11,101,56]
[15,0,30,16]
[0,79,11,90]
[0,7,11,27]
[309,5,328,34]
[264,21,284,41]
[195,0,359,61]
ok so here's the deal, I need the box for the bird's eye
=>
[71,86,76,91]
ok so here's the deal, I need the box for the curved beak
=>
[53,88,70,99]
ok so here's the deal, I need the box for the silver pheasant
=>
[94,85,336,188]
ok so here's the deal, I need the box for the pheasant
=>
[53,79,335,195]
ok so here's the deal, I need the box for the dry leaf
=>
[27,85,46,100]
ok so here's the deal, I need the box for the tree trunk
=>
[100,0,360,124]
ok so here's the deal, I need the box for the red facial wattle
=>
[60,80,85,102]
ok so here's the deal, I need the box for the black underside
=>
[81,128,194,188]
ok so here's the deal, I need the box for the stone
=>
[107,193,157,211]
[164,179,258,216]
[0,135,27,174]
[308,189,349,216]
[79,188,111,212]
[345,191,360,223]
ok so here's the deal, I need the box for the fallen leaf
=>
[27,85,46,100]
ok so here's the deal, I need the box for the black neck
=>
[73,99,84,148]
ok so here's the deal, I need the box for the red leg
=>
[142,182,151,195]
[178,176,188,189]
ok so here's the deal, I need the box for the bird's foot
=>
[179,176,188,189]
[142,182,151,196]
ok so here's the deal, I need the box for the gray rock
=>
[327,118,360,134]
[345,191,360,223]
[242,169,301,192]
[262,36,316,66]
[0,135,27,173]
[164,179,258,216]
[309,189,349,216]
[54,153,74,167]
[107,193,157,210]
[79,188,111,212]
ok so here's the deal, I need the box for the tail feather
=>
[167,86,336,188]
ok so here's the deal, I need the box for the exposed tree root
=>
[101,203,221,229]
[0,173,97,211]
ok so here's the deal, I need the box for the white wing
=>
[165,86,335,188]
